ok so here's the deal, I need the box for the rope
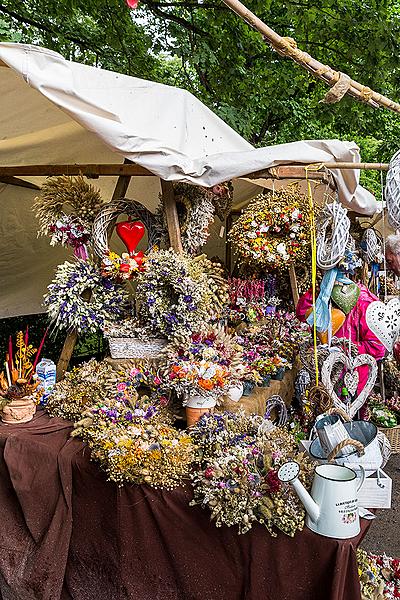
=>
[328,438,364,462]
[308,384,332,413]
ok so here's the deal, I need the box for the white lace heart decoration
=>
[321,351,377,418]
[344,371,359,397]
[366,298,400,352]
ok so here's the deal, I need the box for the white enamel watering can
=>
[277,461,365,539]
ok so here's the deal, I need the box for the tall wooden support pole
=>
[161,180,183,254]
[225,213,233,272]
[289,264,299,307]
[56,166,132,381]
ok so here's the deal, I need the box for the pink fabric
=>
[296,284,385,398]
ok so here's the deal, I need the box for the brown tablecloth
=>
[0,410,369,600]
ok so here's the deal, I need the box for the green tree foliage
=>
[1,0,400,193]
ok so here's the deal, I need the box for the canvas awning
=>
[0,43,379,317]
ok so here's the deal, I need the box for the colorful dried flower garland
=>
[33,175,104,257]
[73,403,194,488]
[228,188,312,270]
[189,411,313,536]
[43,260,130,334]
[136,249,229,340]
[45,359,116,421]
[161,326,244,402]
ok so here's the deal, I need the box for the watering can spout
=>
[291,478,320,524]
[277,461,320,524]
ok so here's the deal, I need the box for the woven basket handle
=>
[326,406,351,422]
[328,438,365,462]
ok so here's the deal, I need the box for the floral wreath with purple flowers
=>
[136,249,229,341]
[43,259,130,334]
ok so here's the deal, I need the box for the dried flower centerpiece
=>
[46,359,171,423]
[33,175,104,259]
[136,249,229,341]
[228,188,312,270]
[161,326,244,403]
[72,392,194,488]
[189,411,313,536]
[43,260,130,334]
[0,330,46,423]
[237,312,309,385]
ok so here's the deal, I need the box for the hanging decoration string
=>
[381,169,388,302]
[305,165,319,386]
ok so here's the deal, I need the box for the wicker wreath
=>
[385,149,400,229]
[300,338,359,385]
[316,201,350,270]
[92,198,162,259]
[360,228,383,264]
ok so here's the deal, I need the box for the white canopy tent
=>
[0,43,379,318]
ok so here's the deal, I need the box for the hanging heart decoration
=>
[306,307,346,345]
[116,220,145,257]
[366,298,400,352]
[344,370,359,397]
[321,351,377,418]
[331,283,360,315]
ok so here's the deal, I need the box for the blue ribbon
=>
[369,262,380,294]
[306,268,352,333]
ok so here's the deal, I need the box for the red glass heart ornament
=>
[394,340,400,367]
[116,220,145,256]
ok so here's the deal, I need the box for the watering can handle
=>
[327,438,365,462]
[356,465,365,492]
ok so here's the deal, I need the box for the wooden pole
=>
[289,264,299,307]
[56,166,133,380]
[0,176,41,190]
[161,179,183,254]
[221,0,400,114]
[56,331,78,381]
[0,161,391,180]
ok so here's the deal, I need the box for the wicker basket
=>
[379,424,400,454]
[107,336,167,359]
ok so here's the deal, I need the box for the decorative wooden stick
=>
[222,0,400,114]
[161,180,184,254]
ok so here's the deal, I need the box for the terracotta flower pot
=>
[186,395,216,427]
[1,397,36,424]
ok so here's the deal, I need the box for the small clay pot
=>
[1,397,36,425]
[186,396,216,427]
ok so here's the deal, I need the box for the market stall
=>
[0,42,399,600]
[0,411,369,600]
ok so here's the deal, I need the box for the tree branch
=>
[144,1,210,36]
[0,4,102,53]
